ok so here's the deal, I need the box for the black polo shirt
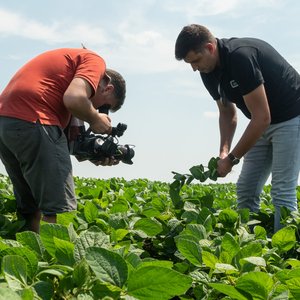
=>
[201,38,300,124]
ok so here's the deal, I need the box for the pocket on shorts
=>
[41,125,64,144]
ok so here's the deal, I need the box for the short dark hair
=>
[175,24,215,60]
[106,69,126,112]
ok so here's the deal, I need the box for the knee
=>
[271,188,298,212]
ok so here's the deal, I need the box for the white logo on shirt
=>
[230,80,239,88]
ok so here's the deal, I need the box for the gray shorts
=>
[0,116,76,215]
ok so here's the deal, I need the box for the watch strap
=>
[228,153,240,165]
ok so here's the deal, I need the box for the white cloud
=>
[105,30,177,73]
[0,1,289,76]
[0,9,56,40]
[0,8,179,74]
[163,0,286,18]
[0,9,109,44]
[163,0,240,17]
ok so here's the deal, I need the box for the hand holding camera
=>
[68,117,135,165]
[89,113,112,135]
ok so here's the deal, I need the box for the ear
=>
[205,43,215,54]
[103,83,114,94]
[98,78,114,93]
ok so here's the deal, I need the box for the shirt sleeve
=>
[200,72,220,100]
[74,51,106,97]
[230,47,264,95]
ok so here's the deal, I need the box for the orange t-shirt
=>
[0,48,106,128]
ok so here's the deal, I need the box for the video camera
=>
[68,119,135,165]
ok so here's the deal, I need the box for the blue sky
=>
[0,0,299,183]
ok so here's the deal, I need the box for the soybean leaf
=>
[169,180,184,209]
[286,259,300,268]
[254,225,267,240]
[214,263,238,274]
[240,257,266,268]
[221,232,240,260]
[272,226,296,253]
[275,268,300,283]
[19,288,35,299]
[91,281,122,299]
[85,247,128,288]
[110,199,129,213]
[56,211,77,227]
[0,239,22,248]
[271,290,289,300]
[32,281,54,300]
[198,208,215,232]
[40,223,70,257]
[209,283,248,300]
[218,208,239,228]
[127,266,192,300]
[208,157,219,171]
[151,197,167,212]
[142,207,161,218]
[199,194,214,209]
[189,165,207,182]
[126,252,142,269]
[183,224,207,240]
[36,268,66,280]
[235,242,262,266]
[53,237,75,266]
[110,228,129,242]
[108,213,128,230]
[2,255,27,289]
[1,246,38,280]
[208,157,220,181]
[136,260,173,270]
[202,251,219,269]
[186,175,194,185]
[209,169,219,181]
[84,201,99,223]
[74,228,110,261]
[286,277,300,299]
[181,210,199,224]
[236,272,273,300]
[16,230,45,258]
[0,288,22,299]
[73,259,90,288]
[171,172,187,182]
[175,234,202,267]
[133,218,163,237]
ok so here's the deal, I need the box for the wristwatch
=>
[228,153,240,165]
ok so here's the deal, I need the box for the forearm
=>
[230,118,268,159]
[63,77,112,134]
[217,101,237,158]
[63,77,100,124]
[219,114,237,158]
[65,98,111,134]
[65,95,100,125]
[230,84,271,158]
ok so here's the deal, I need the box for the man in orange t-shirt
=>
[0,47,126,232]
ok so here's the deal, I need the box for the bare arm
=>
[217,84,271,177]
[63,77,112,134]
[230,84,271,158]
[217,100,237,158]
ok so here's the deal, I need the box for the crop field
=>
[0,161,300,299]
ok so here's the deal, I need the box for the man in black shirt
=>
[175,24,300,232]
